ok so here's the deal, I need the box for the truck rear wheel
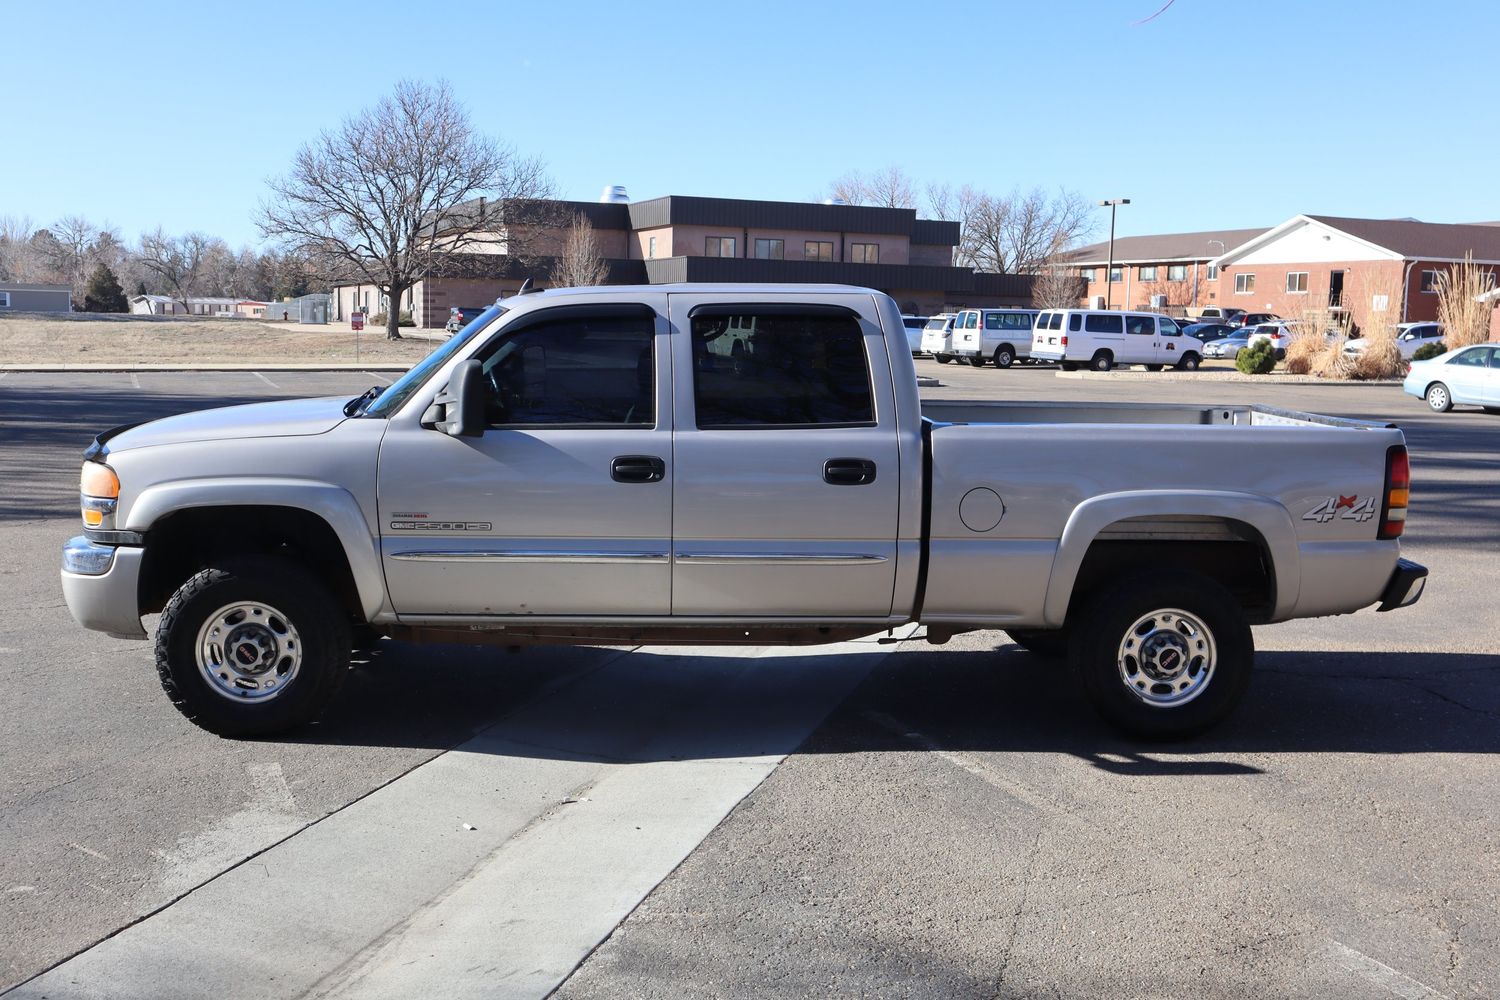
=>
[967,355,986,367]
[935,354,952,365]
[155,556,351,737]
[1091,352,1113,372]
[993,345,1015,368]
[1068,571,1252,739]
[1061,361,1079,372]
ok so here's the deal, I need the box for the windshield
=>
[364,303,507,418]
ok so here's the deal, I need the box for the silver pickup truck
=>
[62,284,1427,739]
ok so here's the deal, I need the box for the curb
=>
[1054,370,1403,386]
[0,363,415,373]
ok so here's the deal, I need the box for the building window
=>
[1139,265,1157,281]
[1167,264,1188,281]
[1286,271,1309,293]
[0,292,9,308]
[1080,268,1097,283]
[1234,273,1256,294]
[804,240,834,262]
[754,238,784,260]
[648,236,656,259]
[705,236,736,257]
[1420,269,1440,293]
[1207,265,1219,280]
[850,242,879,264]
[1109,267,1123,283]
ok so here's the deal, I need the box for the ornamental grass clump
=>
[1435,254,1493,349]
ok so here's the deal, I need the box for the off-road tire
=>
[1068,571,1253,740]
[155,556,351,737]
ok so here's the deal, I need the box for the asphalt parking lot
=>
[1,363,1497,999]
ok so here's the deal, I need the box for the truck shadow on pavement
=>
[294,639,1500,773]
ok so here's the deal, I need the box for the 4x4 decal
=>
[1303,495,1377,523]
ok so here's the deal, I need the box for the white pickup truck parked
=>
[62,284,1427,740]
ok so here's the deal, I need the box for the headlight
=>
[80,462,120,529]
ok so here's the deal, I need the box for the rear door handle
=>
[823,458,877,486]
[611,455,665,484]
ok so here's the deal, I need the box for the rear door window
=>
[1086,314,1124,334]
[1050,313,1064,330]
[691,310,874,428]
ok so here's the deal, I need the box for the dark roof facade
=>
[1066,227,1270,265]
[1305,215,1500,261]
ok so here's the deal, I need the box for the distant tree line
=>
[0,215,318,312]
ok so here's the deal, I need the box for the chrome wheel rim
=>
[195,601,303,702]
[1116,607,1216,708]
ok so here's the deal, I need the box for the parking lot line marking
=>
[365,371,392,385]
[1322,940,1451,999]
[129,372,141,390]
[252,372,280,389]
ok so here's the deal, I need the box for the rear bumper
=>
[1376,558,1428,612]
[60,537,147,639]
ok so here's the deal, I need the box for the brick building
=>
[1211,215,1500,333]
[1063,227,1269,313]
[332,195,1035,328]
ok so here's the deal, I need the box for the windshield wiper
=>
[343,385,384,417]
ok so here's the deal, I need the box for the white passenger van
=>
[1030,310,1203,372]
[951,307,1040,368]
[919,313,958,362]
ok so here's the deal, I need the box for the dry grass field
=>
[0,313,442,366]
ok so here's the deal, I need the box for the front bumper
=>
[1376,557,1428,612]
[60,537,147,639]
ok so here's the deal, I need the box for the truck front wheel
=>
[155,556,351,737]
[1069,572,1252,739]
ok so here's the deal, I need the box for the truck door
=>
[667,295,901,617]
[377,300,673,616]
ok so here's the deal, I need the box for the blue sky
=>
[3,0,1496,249]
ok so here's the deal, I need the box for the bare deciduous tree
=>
[1031,259,1086,309]
[550,215,610,288]
[259,79,552,339]
[138,229,213,311]
[926,184,1094,274]
[828,166,918,209]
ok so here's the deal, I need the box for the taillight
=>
[1378,445,1410,539]
[1061,335,1069,346]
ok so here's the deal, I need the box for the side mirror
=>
[429,359,485,437]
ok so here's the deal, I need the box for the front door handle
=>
[823,458,877,486]
[611,455,665,484]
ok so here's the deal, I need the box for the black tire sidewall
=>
[1428,383,1451,411]
[1069,572,1253,739]
[156,557,350,737]
[995,346,1014,368]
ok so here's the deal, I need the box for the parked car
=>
[951,308,1040,368]
[61,283,1425,741]
[1192,307,1245,323]
[1344,322,1444,361]
[1030,309,1202,371]
[1230,312,1279,328]
[1202,332,1253,360]
[445,306,490,334]
[1183,322,1236,343]
[921,313,958,363]
[1402,343,1500,413]
[900,314,929,356]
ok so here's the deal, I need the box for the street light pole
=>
[1099,198,1130,309]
